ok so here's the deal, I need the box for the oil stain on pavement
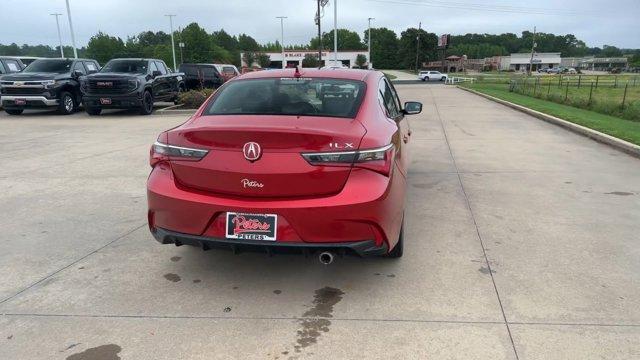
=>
[163,273,181,282]
[291,287,345,354]
[604,191,634,196]
[66,344,122,360]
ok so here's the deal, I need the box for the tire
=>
[5,108,24,115]
[424,77,429,82]
[86,107,102,116]
[139,90,154,115]
[386,217,404,258]
[441,76,446,81]
[57,91,75,115]
[421,78,426,82]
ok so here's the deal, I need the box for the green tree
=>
[310,29,366,50]
[302,53,319,68]
[398,28,438,70]
[242,52,256,67]
[85,31,126,64]
[363,27,400,69]
[238,34,260,51]
[256,53,271,68]
[355,54,367,68]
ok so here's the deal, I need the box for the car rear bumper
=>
[152,227,388,257]
[147,163,406,253]
[1,95,59,108]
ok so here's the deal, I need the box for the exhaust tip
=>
[318,251,335,265]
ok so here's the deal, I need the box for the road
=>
[0,86,639,359]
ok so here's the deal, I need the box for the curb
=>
[458,86,640,159]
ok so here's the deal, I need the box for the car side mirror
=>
[72,70,83,78]
[152,70,162,78]
[403,101,422,115]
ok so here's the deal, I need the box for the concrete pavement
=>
[0,86,638,359]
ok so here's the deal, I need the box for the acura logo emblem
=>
[243,142,262,161]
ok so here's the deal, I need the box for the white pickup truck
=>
[418,70,448,82]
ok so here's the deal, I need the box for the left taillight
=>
[150,141,209,167]
[301,144,395,176]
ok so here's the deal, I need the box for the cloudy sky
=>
[1,0,639,49]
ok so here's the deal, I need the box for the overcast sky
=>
[1,0,639,49]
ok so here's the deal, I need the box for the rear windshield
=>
[204,78,366,118]
[23,59,72,73]
[100,60,148,74]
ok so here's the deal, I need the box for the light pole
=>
[276,16,287,69]
[64,0,78,58]
[415,22,421,74]
[51,13,64,58]
[528,26,537,76]
[333,0,337,66]
[367,17,374,69]
[165,15,177,72]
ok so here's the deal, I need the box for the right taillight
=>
[301,144,395,176]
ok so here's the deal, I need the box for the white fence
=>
[446,77,476,85]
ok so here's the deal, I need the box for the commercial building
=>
[578,57,628,71]
[240,50,369,69]
[505,53,561,72]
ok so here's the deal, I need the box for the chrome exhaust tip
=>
[318,251,335,265]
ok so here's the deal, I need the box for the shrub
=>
[177,88,216,109]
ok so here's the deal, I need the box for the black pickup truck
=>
[178,63,224,90]
[0,58,100,115]
[81,58,185,115]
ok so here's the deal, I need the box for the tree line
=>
[1,22,638,69]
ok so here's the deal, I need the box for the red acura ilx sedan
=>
[147,68,422,262]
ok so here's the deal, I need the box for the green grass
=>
[461,83,640,146]
[383,72,397,80]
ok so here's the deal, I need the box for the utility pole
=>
[276,16,287,69]
[64,0,78,58]
[51,13,64,58]
[367,18,374,69]
[414,22,421,74]
[316,0,323,67]
[165,15,177,72]
[528,26,537,76]
[333,0,338,66]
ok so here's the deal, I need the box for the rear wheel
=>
[5,109,24,115]
[441,76,446,81]
[139,90,153,115]
[57,91,75,115]
[386,217,404,258]
[86,107,102,116]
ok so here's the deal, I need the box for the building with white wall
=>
[240,50,369,69]
[508,53,561,72]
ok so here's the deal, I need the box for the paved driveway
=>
[0,86,638,359]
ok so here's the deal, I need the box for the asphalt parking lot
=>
[1,85,639,360]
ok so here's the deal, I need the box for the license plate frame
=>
[100,98,112,105]
[225,212,277,241]
[14,99,26,106]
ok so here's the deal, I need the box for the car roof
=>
[237,68,374,81]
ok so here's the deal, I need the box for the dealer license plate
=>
[226,212,277,241]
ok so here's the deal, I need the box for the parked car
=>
[545,67,561,74]
[0,58,99,115]
[0,57,26,74]
[418,70,448,81]
[147,69,423,261]
[178,63,223,90]
[213,64,239,82]
[81,58,185,115]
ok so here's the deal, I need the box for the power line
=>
[366,0,585,16]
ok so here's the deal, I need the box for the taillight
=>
[301,144,395,176]
[150,141,209,167]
